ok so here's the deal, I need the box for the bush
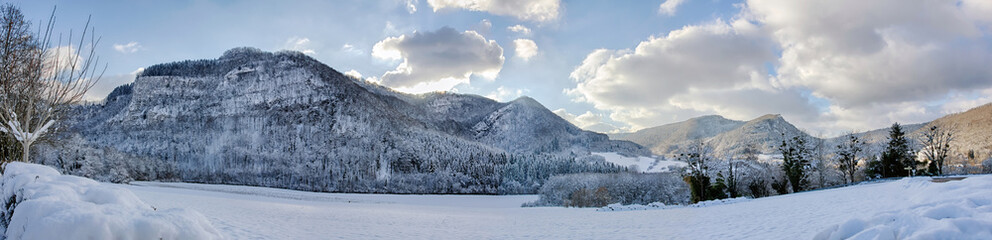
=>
[525,172,689,207]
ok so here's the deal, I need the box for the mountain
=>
[36,47,646,194]
[610,115,744,155]
[925,103,992,162]
[618,102,991,164]
[612,114,808,156]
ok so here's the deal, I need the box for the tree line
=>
[680,122,963,204]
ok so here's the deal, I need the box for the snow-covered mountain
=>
[612,114,807,156]
[616,102,991,162]
[837,103,992,162]
[38,47,646,194]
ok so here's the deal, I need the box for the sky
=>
[8,0,992,137]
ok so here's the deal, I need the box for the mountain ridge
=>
[39,47,646,194]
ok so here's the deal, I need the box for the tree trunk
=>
[21,140,28,163]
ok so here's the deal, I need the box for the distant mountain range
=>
[611,114,806,157]
[611,104,992,162]
[37,48,646,194]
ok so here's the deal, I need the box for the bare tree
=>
[835,133,863,184]
[919,124,955,176]
[0,5,103,165]
[810,132,829,188]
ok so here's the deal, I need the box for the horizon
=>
[10,0,992,137]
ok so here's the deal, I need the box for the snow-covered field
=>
[119,175,992,239]
[593,152,686,173]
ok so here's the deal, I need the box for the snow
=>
[815,177,992,239]
[592,152,686,172]
[597,197,750,212]
[119,175,992,239]
[0,162,221,240]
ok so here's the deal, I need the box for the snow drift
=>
[815,177,992,239]
[0,162,220,240]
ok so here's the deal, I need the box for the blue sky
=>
[9,0,992,136]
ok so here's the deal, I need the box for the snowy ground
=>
[119,175,992,239]
[593,152,686,173]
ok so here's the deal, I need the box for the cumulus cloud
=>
[112,42,141,54]
[567,19,779,129]
[427,0,560,22]
[748,0,992,106]
[744,0,992,132]
[513,38,538,61]
[282,37,316,55]
[475,19,493,36]
[485,86,529,102]
[372,27,504,94]
[658,0,686,16]
[507,24,531,35]
[567,1,992,135]
[553,109,625,133]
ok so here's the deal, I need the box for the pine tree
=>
[880,123,916,177]
[779,134,811,193]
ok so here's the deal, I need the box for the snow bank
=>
[597,197,750,212]
[597,202,670,212]
[815,177,992,240]
[0,162,221,240]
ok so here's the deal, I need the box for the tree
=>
[779,134,811,193]
[0,5,103,165]
[879,123,915,178]
[835,133,864,184]
[809,133,830,188]
[679,139,714,203]
[919,124,954,176]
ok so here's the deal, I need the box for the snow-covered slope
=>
[0,162,219,240]
[592,152,685,173]
[611,115,744,155]
[120,175,992,239]
[38,47,645,194]
[613,114,807,156]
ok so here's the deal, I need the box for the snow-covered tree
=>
[835,133,864,184]
[779,133,811,193]
[919,124,954,176]
[0,5,102,165]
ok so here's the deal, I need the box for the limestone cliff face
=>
[48,47,645,194]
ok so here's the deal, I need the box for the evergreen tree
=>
[779,134,811,193]
[880,123,916,177]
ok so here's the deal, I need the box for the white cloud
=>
[341,44,363,56]
[485,86,529,102]
[553,109,625,133]
[282,37,316,55]
[507,25,531,35]
[112,42,142,54]
[566,1,992,135]
[743,0,992,132]
[405,0,419,14]
[567,20,778,129]
[513,38,538,61]
[658,0,686,16]
[427,0,560,22]
[372,27,504,94]
[343,69,363,79]
[474,19,493,36]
